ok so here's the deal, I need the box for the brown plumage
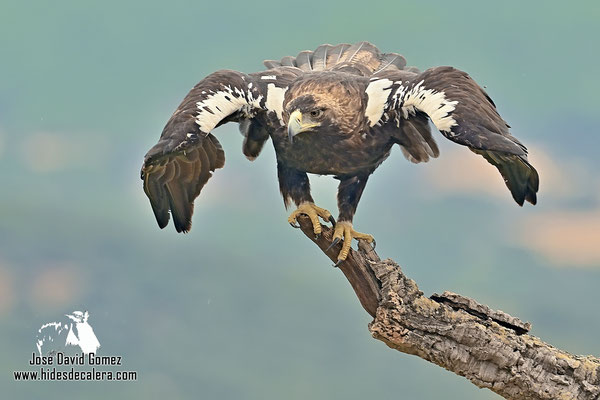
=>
[141,41,539,241]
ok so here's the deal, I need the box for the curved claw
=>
[328,215,336,226]
[332,259,344,268]
[326,237,341,252]
[289,222,300,229]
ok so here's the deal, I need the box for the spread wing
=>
[141,68,301,232]
[366,66,539,205]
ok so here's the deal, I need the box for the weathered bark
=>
[296,215,600,400]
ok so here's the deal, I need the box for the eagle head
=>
[283,73,366,143]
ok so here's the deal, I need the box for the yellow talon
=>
[332,221,374,261]
[287,202,333,235]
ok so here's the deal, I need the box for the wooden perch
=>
[295,215,600,400]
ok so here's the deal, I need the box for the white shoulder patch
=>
[365,79,393,127]
[194,83,266,133]
[400,80,458,132]
[195,86,247,133]
[265,83,287,125]
[194,80,287,133]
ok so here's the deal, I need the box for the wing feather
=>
[402,117,438,162]
[142,69,294,231]
[143,165,170,228]
[165,173,192,233]
[201,136,217,167]
[473,150,539,205]
[371,66,539,205]
[391,113,439,163]
[194,147,212,198]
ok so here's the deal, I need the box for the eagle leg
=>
[331,221,374,261]
[288,202,334,236]
[278,163,334,236]
[331,174,374,261]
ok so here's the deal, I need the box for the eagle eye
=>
[309,109,324,118]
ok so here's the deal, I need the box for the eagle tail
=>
[264,42,411,75]
[374,52,408,74]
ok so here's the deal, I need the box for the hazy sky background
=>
[1,1,599,399]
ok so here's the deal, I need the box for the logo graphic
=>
[36,311,101,356]
[13,310,136,382]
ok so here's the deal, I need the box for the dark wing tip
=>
[171,208,193,233]
[524,163,539,206]
[141,155,195,233]
[142,163,171,229]
[151,202,171,229]
[165,178,194,233]
[525,194,537,206]
[142,135,226,233]
[511,156,538,207]
[474,150,539,207]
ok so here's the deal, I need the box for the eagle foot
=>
[331,221,374,262]
[287,202,333,236]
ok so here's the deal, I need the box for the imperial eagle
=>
[141,42,539,262]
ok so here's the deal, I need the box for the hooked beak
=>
[287,110,320,144]
[287,110,304,144]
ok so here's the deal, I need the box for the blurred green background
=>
[1,1,599,399]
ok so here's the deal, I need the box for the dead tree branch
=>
[296,215,600,400]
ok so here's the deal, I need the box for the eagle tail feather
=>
[374,53,408,74]
[275,42,410,74]
[263,60,282,69]
[312,44,332,70]
[295,51,314,72]
[279,56,297,67]
[329,43,351,65]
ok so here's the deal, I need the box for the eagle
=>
[141,42,539,262]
